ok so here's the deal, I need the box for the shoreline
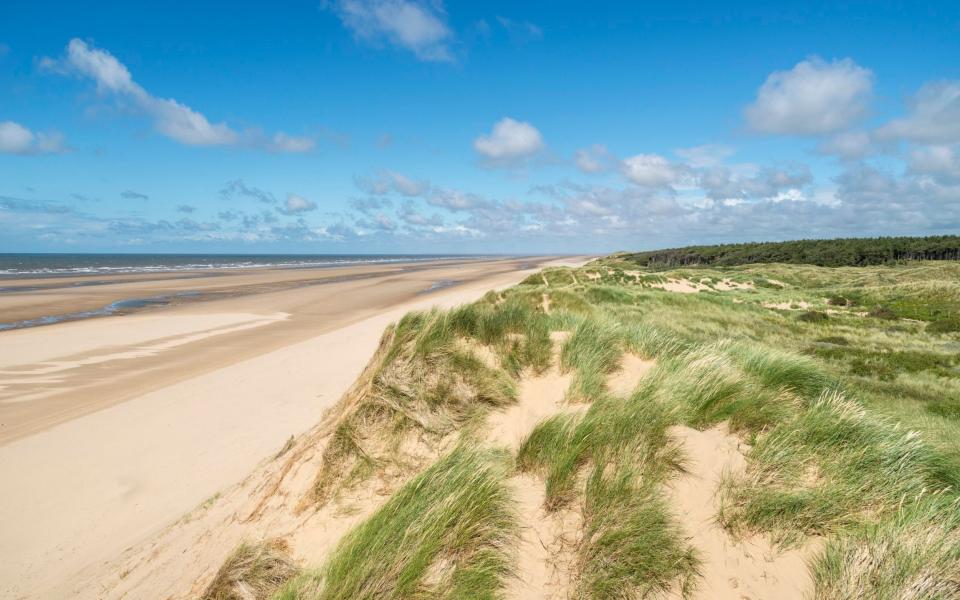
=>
[0,255,590,599]
[0,256,524,327]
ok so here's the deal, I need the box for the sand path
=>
[665,424,818,599]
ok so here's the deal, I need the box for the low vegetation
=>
[210,255,960,599]
[201,540,300,600]
[282,447,516,599]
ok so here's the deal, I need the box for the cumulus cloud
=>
[575,144,615,173]
[350,197,393,213]
[621,154,683,187]
[675,144,734,168]
[177,205,196,213]
[331,0,453,62]
[909,145,960,182]
[44,39,312,151]
[745,57,873,135]
[277,193,318,215]
[817,130,875,159]
[220,180,277,204]
[473,117,544,164]
[398,200,444,227]
[120,190,149,200]
[877,81,960,144]
[0,121,66,155]
[268,132,316,153]
[45,39,237,146]
[699,164,812,200]
[354,170,428,196]
[426,188,492,211]
[356,211,398,232]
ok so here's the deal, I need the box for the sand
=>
[665,424,820,599]
[486,334,579,599]
[651,278,707,294]
[485,367,572,452]
[0,255,590,600]
[606,353,656,397]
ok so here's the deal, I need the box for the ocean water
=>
[0,253,488,277]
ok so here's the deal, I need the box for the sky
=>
[1,1,959,254]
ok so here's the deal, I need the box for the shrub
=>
[868,306,898,320]
[799,310,829,323]
[827,295,849,306]
[816,336,849,346]
[928,316,960,334]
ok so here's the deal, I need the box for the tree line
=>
[622,235,960,268]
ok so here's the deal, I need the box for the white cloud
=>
[427,188,492,211]
[356,211,398,232]
[53,39,237,146]
[817,130,875,159]
[278,193,318,215]
[574,144,615,173]
[621,154,681,187]
[473,117,544,163]
[494,16,543,42]
[698,165,812,200]
[45,39,312,151]
[0,121,66,155]
[910,145,960,182]
[355,170,428,196]
[269,132,316,153]
[333,0,453,62]
[745,57,873,135]
[148,96,237,146]
[877,81,960,144]
[675,144,734,168]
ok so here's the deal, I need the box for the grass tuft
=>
[289,446,516,599]
[202,540,299,600]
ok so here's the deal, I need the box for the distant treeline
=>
[622,236,960,268]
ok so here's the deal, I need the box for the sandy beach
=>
[0,256,586,599]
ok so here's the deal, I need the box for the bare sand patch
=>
[714,278,754,291]
[482,332,583,598]
[652,278,707,294]
[486,366,573,452]
[763,300,812,310]
[504,474,580,600]
[606,353,656,397]
[665,423,819,599]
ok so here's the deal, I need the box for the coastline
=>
[0,255,590,599]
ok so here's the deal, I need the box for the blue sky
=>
[1,1,959,253]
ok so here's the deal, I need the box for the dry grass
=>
[201,539,299,600]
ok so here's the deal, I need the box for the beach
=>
[0,255,585,599]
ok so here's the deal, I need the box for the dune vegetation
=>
[204,257,960,599]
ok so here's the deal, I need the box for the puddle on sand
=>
[0,291,203,332]
[418,279,461,294]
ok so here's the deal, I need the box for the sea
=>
[0,253,491,278]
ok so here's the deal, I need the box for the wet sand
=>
[0,255,587,599]
[0,257,536,443]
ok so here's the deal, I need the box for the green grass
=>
[517,377,699,596]
[313,304,534,503]
[811,495,960,599]
[559,316,627,402]
[279,446,516,600]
